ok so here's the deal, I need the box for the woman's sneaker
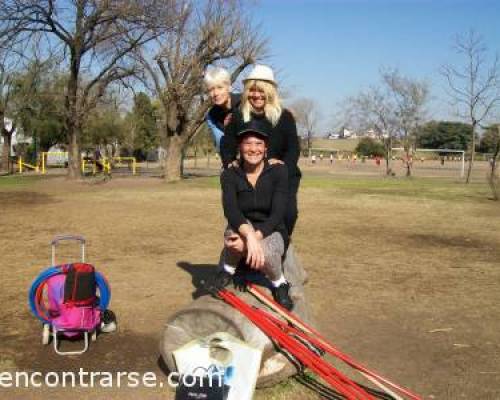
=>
[272,282,294,311]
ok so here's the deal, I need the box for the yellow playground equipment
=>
[111,156,137,175]
[17,152,137,175]
[81,155,137,175]
[17,152,67,174]
[17,157,40,173]
[81,157,111,175]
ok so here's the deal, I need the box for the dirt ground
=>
[0,163,499,399]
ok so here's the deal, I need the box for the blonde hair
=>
[241,80,282,126]
[204,67,231,89]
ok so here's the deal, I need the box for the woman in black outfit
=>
[216,117,293,310]
[220,65,301,236]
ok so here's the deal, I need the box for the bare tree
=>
[136,0,266,182]
[345,69,428,177]
[345,85,398,175]
[289,97,321,157]
[441,29,500,183]
[382,69,429,176]
[0,0,177,178]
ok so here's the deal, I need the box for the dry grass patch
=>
[0,173,499,399]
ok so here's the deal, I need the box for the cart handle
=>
[51,235,86,246]
[51,235,86,265]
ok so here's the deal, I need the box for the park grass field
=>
[0,166,499,399]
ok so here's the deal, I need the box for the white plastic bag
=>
[173,332,262,400]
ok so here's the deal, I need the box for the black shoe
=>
[272,282,294,311]
[209,269,234,293]
[232,270,248,292]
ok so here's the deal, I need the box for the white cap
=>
[243,64,276,85]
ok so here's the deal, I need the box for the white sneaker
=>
[100,321,117,333]
[100,310,117,333]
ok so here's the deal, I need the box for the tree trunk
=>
[405,149,412,177]
[65,47,82,179]
[1,131,12,173]
[465,122,476,184]
[385,136,393,176]
[0,110,13,173]
[163,135,185,182]
[66,123,82,179]
[488,130,500,201]
[307,131,312,159]
[403,129,413,177]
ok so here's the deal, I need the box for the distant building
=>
[327,126,389,140]
[327,126,357,139]
[45,145,68,165]
[0,118,32,156]
[364,129,377,138]
[342,127,357,138]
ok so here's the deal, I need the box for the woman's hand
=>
[245,232,265,270]
[268,158,284,165]
[228,159,239,168]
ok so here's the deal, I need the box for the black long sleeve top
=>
[220,109,302,180]
[220,161,289,248]
[207,93,241,131]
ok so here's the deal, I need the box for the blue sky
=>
[249,0,500,132]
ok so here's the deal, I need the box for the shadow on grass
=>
[0,191,54,206]
[176,261,219,299]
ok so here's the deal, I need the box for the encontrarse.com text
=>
[0,369,223,389]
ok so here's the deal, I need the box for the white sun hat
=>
[243,64,277,85]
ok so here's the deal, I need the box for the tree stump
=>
[160,244,313,388]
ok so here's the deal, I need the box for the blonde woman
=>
[204,67,241,153]
[221,65,301,236]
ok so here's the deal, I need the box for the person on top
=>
[221,64,301,236]
[204,67,241,154]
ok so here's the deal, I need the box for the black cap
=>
[236,118,272,139]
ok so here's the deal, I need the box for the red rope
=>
[218,289,376,400]
[247,284,422,400]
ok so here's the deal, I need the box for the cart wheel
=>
[91,330,97,342]
[42,324,50,345]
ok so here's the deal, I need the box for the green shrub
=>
[355,137,385,157]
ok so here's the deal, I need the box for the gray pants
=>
[223,228,285,282]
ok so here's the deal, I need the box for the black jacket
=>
[220,162,289,248]
[221,109,302,179]
[207,93,241,131]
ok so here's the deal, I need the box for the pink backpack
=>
[46,264,101,336]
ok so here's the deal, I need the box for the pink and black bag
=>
[47,263,101,335]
